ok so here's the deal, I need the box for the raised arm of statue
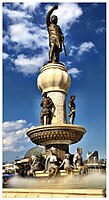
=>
[46,5,58,27]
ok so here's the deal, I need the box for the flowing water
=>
[8,172,106,190]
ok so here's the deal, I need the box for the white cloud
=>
[3,3,47,50]
[78,42,95,56]
[5,7,49,75]
[68,67,81,78]
[3,3,83,76]
[96,27,105,34]
[69,45,78,56]
[67,41,96,78]
[3,35,10,45]
[9,22,48,49]
[22,2,40,12]
[3,119,27,133]
[9,23,33,46]
[66,61,72,66]
[3,137,15,151]
[3,7,31,21]
[68,42,95,59]
[3,119,32,152]
[14,52,48,75]
[3,3,40,22]
[3,52,9,60]
[46,3,83,33]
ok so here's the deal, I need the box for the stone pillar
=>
[37,63,71,124]
[47,91,66,124]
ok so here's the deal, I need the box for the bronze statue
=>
[44,147,59,181]
[46,5,66,63]
[68,95,76,124]
[73,147,88,176]
[40,92,54,125]
[59,154,73,174]
[73,147,83,168]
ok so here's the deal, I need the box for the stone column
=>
[47,91,66,124]
[37,63,71,124]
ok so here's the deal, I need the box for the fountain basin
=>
[26,124,86,146]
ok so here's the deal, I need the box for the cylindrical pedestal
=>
[47,91,66,124]
[37,63,71,124]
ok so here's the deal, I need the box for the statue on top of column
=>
[46,5,67,63]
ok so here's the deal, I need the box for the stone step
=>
[2,188,105,198]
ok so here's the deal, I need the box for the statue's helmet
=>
[51,15,58,24]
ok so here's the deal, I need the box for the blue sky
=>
[2,2,106,162]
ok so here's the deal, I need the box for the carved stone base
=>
[26,124,86,151]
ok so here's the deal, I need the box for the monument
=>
[3,5,106,198]
[26,5,86,174]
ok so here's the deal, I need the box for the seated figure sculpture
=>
[59,154,73,174]
[44,147,59,181]
[40,92,54,125]
[73,147,83,168]
[73,147,88,176]
[27,154,41,177]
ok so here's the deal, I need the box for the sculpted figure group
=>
[40,92,76,125]
[15,147,88,179]
[43,147,88,181]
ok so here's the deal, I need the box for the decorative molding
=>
[26,124,86,146]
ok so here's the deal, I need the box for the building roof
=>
[24,146,45,158]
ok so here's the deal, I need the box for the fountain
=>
[3,4,106,198]
[26,4,86,179]
[27,63,86,153]
[26,5,86,158]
